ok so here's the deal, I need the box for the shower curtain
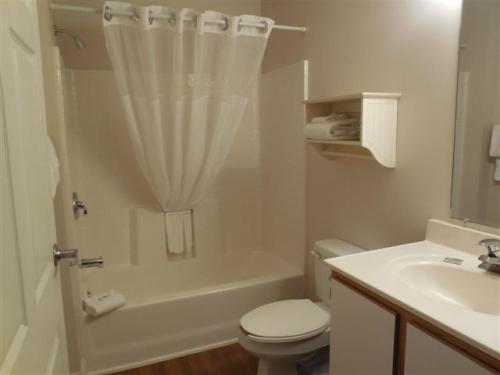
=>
[103,1,274,257]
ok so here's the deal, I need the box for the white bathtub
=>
[80,250,304,374]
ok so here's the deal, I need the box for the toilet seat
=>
[240,299,329,344]
[246,325,328,343]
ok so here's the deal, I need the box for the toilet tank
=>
[313,239,364,306]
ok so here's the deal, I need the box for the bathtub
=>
[79,250,304,374]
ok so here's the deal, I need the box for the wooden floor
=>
[113,344,258,375]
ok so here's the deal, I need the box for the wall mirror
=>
[451,0,500,228]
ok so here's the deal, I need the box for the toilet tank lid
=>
[313,238,364,258]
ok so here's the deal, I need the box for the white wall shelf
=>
[304,92,401,168]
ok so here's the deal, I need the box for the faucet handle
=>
[79,257,104,269]
[478,238,500,258]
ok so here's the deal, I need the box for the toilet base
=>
[257,359,297,375]
[238,327,330,375]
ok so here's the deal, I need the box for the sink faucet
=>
[478,238,500,274]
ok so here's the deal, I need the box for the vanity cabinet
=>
[330,279,396,374]
[330,273,499,374]
[405,324,490,374]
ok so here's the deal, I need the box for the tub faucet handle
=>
[79,257,104,269]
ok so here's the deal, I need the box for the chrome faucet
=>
[478,238,500,274]
[79,257,104,268]
[52,245,104,269]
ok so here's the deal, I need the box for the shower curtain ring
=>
[168,13,177,27]
[219,17,229,31]
[148,10,154,25]
[130,10,140,22]
[259,20,269,34]
[103,6,113,21]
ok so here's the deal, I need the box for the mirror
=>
[451,0,500,228]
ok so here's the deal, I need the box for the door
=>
[0,0,69,374]
[330,279,396,375]
[405,324,491,374]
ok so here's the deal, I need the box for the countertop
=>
[326,241,500,361]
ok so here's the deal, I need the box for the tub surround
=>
[327,220,500,372]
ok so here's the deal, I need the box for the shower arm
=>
[54,25,87,49]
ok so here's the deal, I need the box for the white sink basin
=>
[395,261,500,315]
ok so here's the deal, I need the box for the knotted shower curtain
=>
[103,2,273,256]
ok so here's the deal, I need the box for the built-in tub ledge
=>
[326,220,500,374]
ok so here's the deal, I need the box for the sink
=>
[394,260,500,315]
[328,240,500,360]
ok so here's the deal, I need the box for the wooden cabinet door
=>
[405,323,491,374]
[330,279,396,375]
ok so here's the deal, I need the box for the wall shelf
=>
[304,92,401,168]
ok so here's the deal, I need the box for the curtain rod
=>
[50,3,308,33]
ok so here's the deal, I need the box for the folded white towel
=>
[47,136,60,199]
[164,210,193,256]
[331,128,360,137]
[490,125,500,181]
[311,112,348,123]
[83,289,126,317]
[303,119,360,140]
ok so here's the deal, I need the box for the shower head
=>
[54,25,87,49]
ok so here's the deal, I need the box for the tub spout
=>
[80,257,104,269]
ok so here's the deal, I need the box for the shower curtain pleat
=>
[103,1,273,257]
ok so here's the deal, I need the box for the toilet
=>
[238,239,364,375]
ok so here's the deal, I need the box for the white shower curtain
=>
[103,2,273,257]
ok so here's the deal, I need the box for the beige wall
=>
[452,0,500,228]
[261,61,306,269]
[261,0,462,259]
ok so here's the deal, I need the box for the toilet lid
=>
[240,299,329,343]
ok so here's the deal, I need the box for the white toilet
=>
[238,239,364,375]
